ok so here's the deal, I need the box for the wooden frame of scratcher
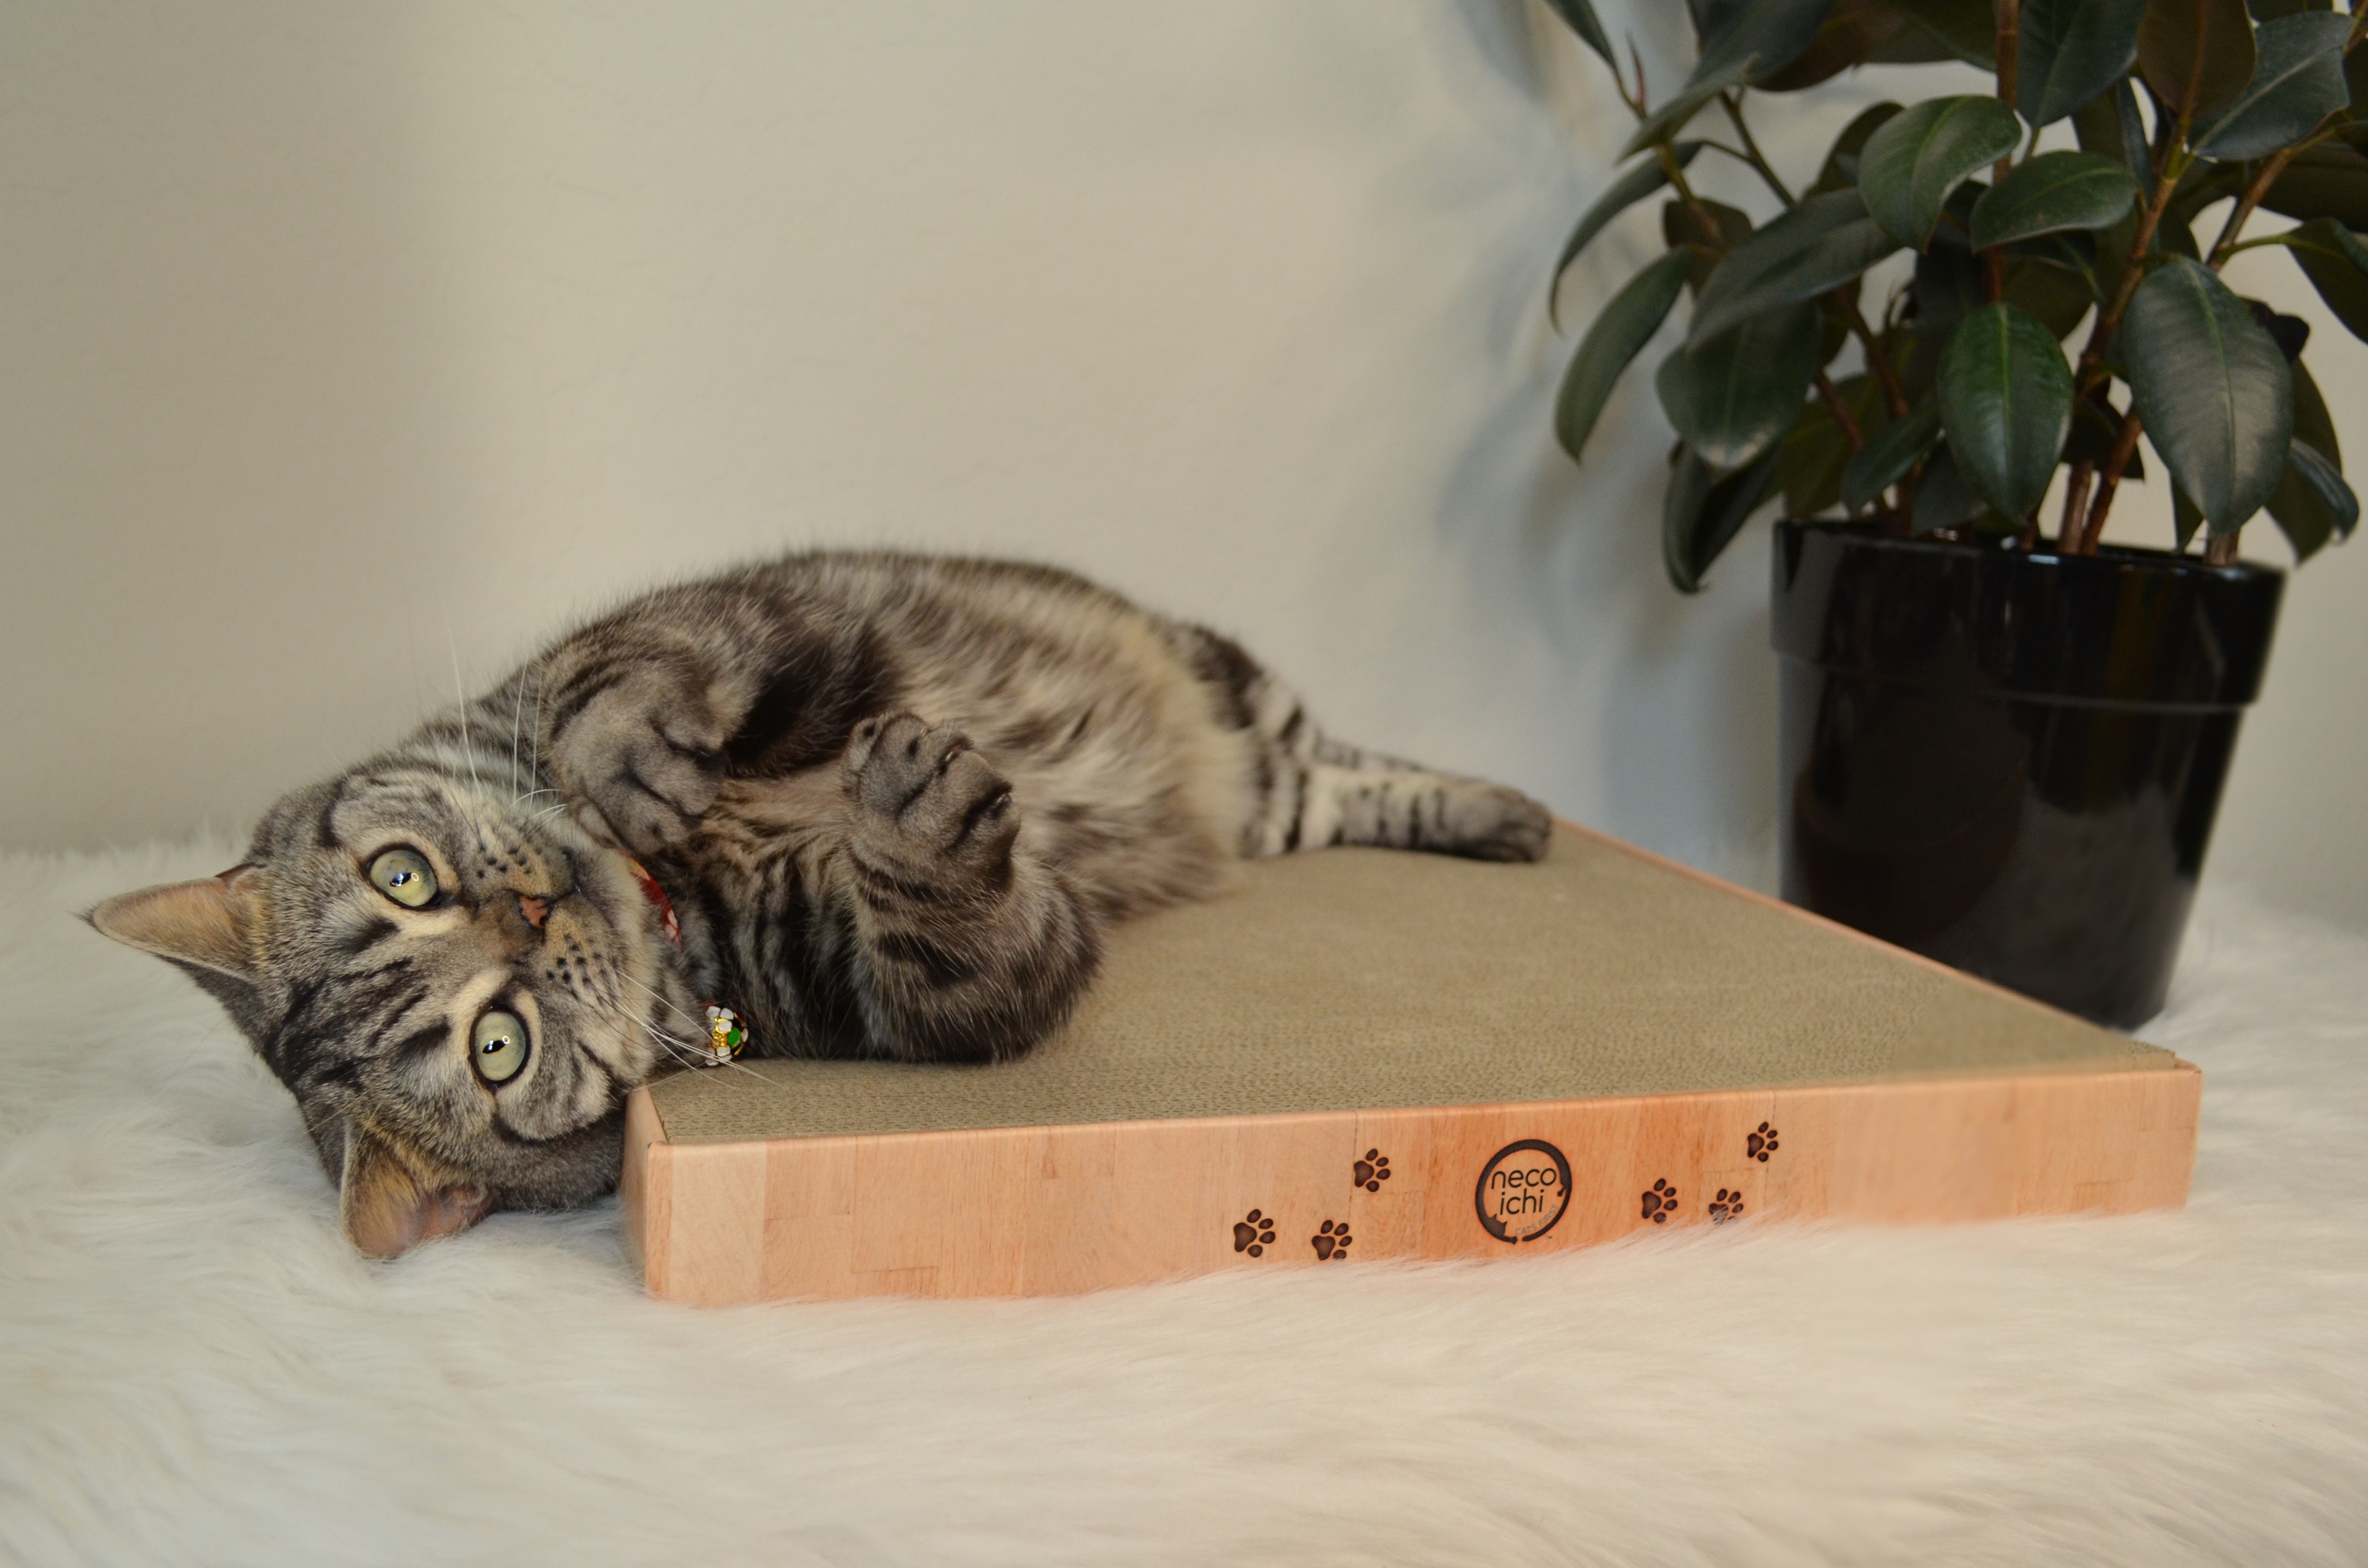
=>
[621,825,2198,1305]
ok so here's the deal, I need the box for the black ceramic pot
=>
[1770,521,2285,1029]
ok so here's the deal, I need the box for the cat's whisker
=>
[509,676,526,799]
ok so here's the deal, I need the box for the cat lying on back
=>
[93,553,1550,1257]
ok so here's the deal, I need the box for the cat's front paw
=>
[548,669,728,857]
[844,712,1017,877]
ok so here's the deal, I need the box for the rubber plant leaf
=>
[1656,301,1826,470]
[2138,0,2258,125]
[1969,152,2141,247]
[1839,398,1942,512]
[1555,249,1696,465]
[1541,0,1617,68]
[2117,255,2293,531]
[1688,0,1838,88]
[2289,355,2341,470]
[1856,95,2024,247]
[2194,11,2352,158]
[1620,59,1754,157]
[1809,101,1904,194]
[2266,437,2356,560]
[2017,0,2149,127]
[2277,216,2368,342]
[1757,0,1910,91]
[1663,445,1781,593]
[1774,374,1882,515]
[1687,189,1902,345]
[1910,445,1985,533]
[1937,302,2076,518]
[1879,0,1998,66]
[1550,144,1706,328]
[2261,144,2368,228]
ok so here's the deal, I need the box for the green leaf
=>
[2193,11,2352,157]
[1878,0,1998,66]
[1759,0,1912,90]
[1689,0,1840,87]
[1657,302,1826,470]
[1811,102,1904,194]
[1555,250,1696,465]
[1938,304,2076,517]
[2261,144,2368,228]
[1857,96,2024,247]
[1550,144,1706,328]
[1620,58,1754,157]
[1772,375,1882,515]
[1688,190,1903,344]
[1912,446,1986,532]
[2266,436,2356,558]
[2019,0,2149,126]
[1542,0,1617,68]
[2290,355,2340,467]
[2276,216,2368,342]
[1664,445,1781,592]
[2118,255,2294,530]
[1969,152,2140,247]
[1840,397,1942,511]
[2138,0,2259,124]
[2246,1,2333,18]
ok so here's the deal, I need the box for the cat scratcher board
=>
[621,825,2197,1305]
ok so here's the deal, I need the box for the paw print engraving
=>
[1746,1122,1780,1163]
[1231,1209,1277,1257]
[1708,1188,1745,1223]
[1640,1177,1679,1224]
[1311,1220,1353,1260]
[1353,1149,1392,1192]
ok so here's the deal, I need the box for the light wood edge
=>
[630,1060,2201,1306]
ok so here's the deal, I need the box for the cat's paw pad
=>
[551,672,727,856]
[1641,1177,1679,1224]
[1231,1209,1277,1257]
[1747,1122,1780,1163]
[1708,1188,1745,1224]
[1311,1220,1353,1260]
[846,712,1017,869]
[1353,1149,1391,1192]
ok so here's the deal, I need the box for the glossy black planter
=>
[1771,521,2284,1029]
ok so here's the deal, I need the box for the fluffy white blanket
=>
[4,839,2363,1566]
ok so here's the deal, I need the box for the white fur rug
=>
[4,838,2364,1567]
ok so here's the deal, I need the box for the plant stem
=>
[2206,127,2335,268]
[2205,531,2241,564]
[2077,410,2145,554]
[2073,116,2190,402]
[2056,460,2095,551]
[1839,294,1912,418]
[1813,371,1866,450]
[1718,93,1795,207]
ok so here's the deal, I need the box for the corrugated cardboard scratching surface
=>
[651,826,2168,1143]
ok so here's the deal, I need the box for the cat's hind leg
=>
[1232,670,1550,864]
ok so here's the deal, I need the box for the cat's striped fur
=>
[92,553,1549,1256]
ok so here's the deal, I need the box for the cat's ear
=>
[337,1119,493,1259]
[88,864,266,980]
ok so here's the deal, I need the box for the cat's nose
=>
[517,894,552,929]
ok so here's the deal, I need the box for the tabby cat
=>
[92,553,1549,1257]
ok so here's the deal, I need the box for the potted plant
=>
[1543,0,2359,1027]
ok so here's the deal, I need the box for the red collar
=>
[622,857,681,946]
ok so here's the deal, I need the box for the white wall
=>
[4,1,2364,927]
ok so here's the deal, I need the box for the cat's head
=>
[90,758,702,1257]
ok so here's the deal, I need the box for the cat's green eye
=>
[472,1010,529,1084]
[368,848,438,909]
